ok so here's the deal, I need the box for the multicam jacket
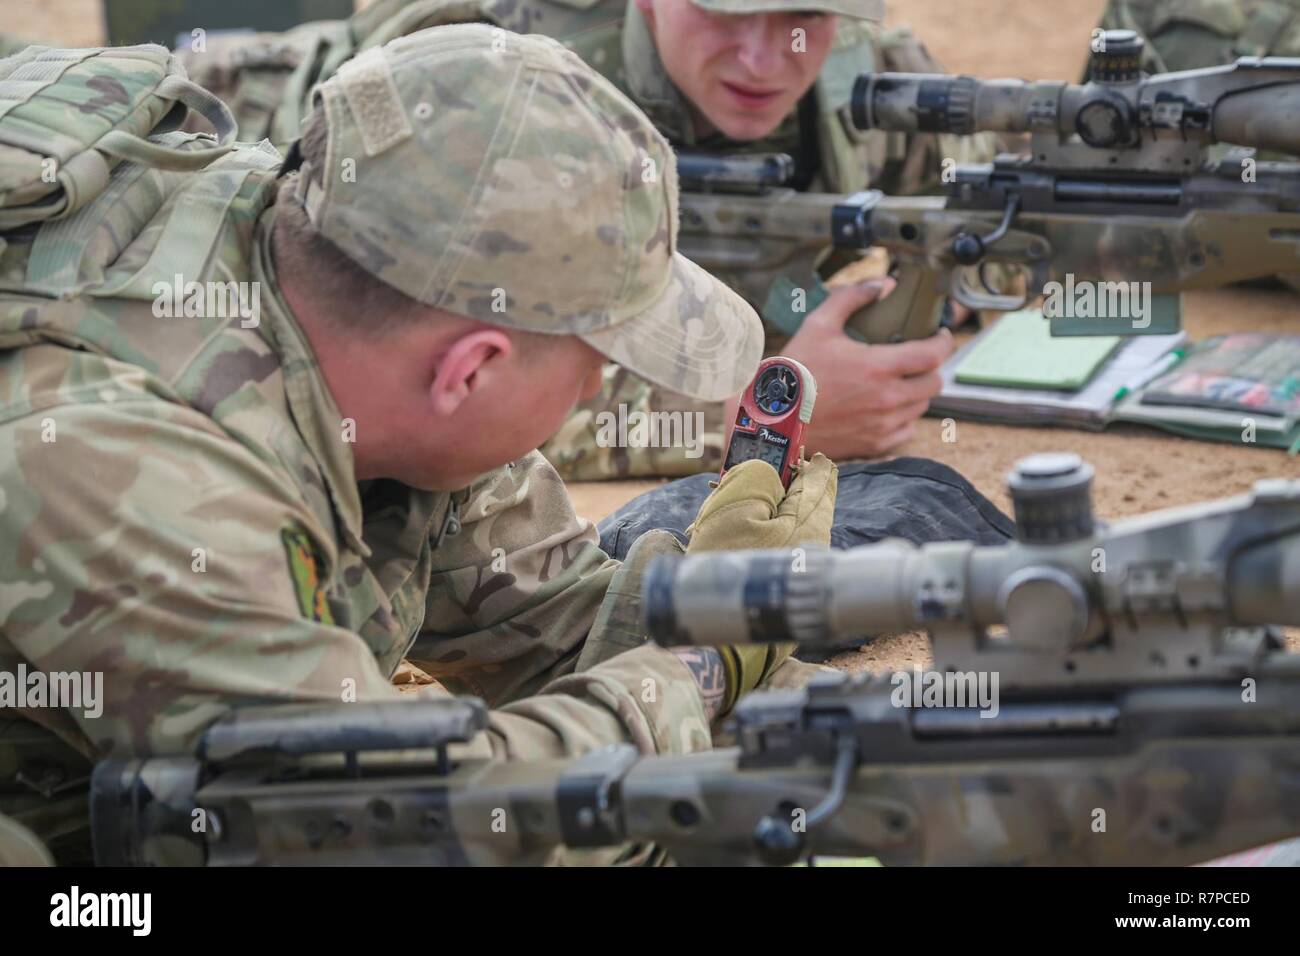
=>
[1096,0,1300,73]
[184,0,984,197]
[0,137,712,861]
[181,0,1000,480]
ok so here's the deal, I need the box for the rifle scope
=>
[643,454,1300,649]
[850,29,1300,155]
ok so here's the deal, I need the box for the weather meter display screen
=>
[723,429,790,472]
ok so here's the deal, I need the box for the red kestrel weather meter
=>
[722,357,817,489]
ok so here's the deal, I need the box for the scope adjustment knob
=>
[942,75,977,137]
[1088,29,1146,84]
[1008,453,1096,544]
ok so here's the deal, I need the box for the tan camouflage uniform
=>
[1096,0,1300,72]
[0,27,820,865]
[177,0,999,479]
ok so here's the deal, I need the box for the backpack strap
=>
[95,75,237,171]
[24,137,280,300]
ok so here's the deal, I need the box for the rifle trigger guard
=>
[952,194,1022,265]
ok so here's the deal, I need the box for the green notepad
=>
[955,309,1122,390]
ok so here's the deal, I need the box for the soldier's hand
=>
[683,454,838,717]
[945,301,977,329]
[687,452,837,553]
[784,279,955,460]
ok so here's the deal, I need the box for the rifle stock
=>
[91,456,1300,866]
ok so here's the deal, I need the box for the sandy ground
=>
[7,0,1296,667]
[2,0,1118,67]
[885,0,1110,79]
[5,0,1114,70]
[5,0,105,47]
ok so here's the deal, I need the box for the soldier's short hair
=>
[272,112,428,335]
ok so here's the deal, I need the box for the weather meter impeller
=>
[721,357,817,488]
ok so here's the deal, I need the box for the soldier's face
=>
[310,311,607,491]
[402,331,608,491]
[432,335,608,489]
[637,1,839,140]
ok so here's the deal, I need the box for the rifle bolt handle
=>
[952,233,984,265]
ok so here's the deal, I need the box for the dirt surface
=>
[10,1,1296,666]
[3,0,1112,75]
[5,0,106,47]
[885,0,1110,79]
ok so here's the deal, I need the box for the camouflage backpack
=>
[0,44,241,233]
[0,46,275,865]
[0,44,284,309]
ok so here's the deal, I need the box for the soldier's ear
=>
[635,0,655,24]
[428,329,513,417]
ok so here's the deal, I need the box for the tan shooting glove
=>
[685,453,838,715]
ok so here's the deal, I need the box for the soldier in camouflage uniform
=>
[1096,0,1300,72]
[542,0,998,478]
[0,26,837,865]
[179,0,996,478]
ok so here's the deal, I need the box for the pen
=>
[1113,348,1185,402]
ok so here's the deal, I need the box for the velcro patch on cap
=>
[519,32,582,73]
[336,46,414,157]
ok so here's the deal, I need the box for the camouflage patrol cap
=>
[690,0,885,18]
[294,23,762,402]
